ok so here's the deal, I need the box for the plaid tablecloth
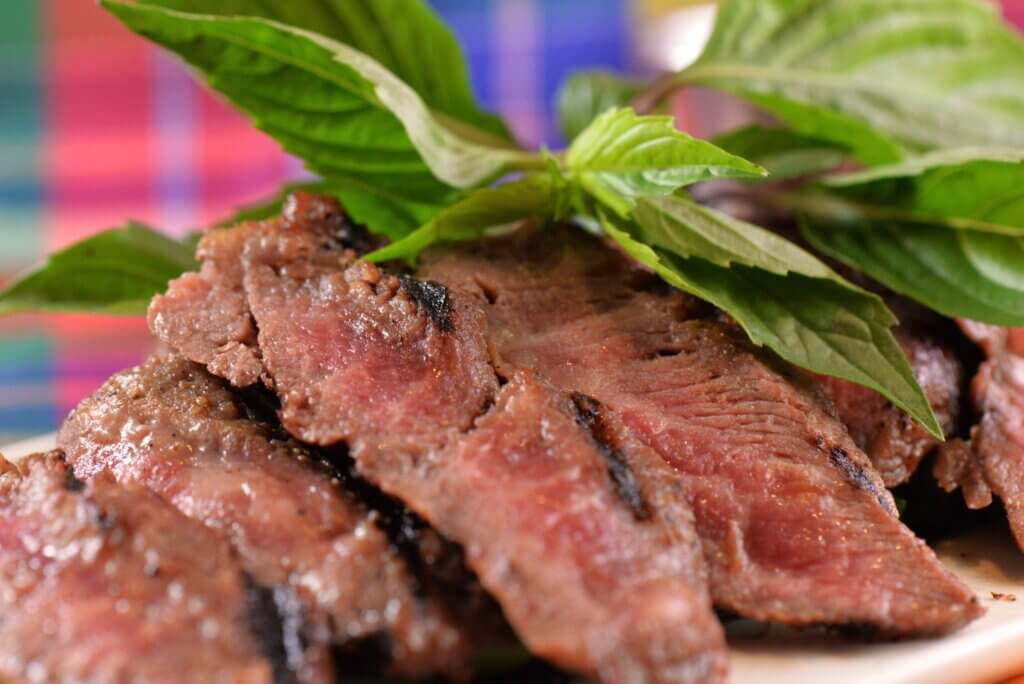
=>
[0,0,636,443]
[1,1,1023,443]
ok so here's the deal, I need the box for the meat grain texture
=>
[0,451,332,684]
[953,322,1024,550]
[14,191,992,683]
[58,353,488,679]
[421,226,982,635]
[151,193,727,684]
[817,316,964,487]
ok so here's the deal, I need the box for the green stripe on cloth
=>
[0,1,44,444]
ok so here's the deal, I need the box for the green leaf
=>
[103,2,542,197]
[789,148,1024,324]
[566,108,766,217]
[711,125,847,180]
[680,0,1024,164]
[600,198,941,439]
[819,148,1024,235]
[632,195,840,276]
[802,221,1024,326]
[331,177,446,240]
[138,0,511,140]
[0,225,198,316]
[556,70,644,141]
[364,177,555,263]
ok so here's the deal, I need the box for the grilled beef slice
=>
[151,193,727,684]
[0,451,332,684]
[816,313,964,487]
[58,353,491,679]
[953,322,1024,550]
[420,226,982,636]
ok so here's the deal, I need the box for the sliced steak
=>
[152,194,727,684]
[816,311,963,487]
[0,451,331,684]
[933,438,993,510]
[956,322,1024,550]
[420,226,982,636]
[58,354,489,679]
[149,192,370,388]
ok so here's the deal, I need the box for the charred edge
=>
[243,576,307,684]
[236,383,288,436]
[64,467,85,492]
[234,386,466,609]
[823,441,892,512]
[282,191,379,255]
[55,451,85,492]
[398,276,454,333]
[331,631,394,677]
[569,392,650,521]
[89,505,116,533]
[316,445,506,641]
[317,445,431,600]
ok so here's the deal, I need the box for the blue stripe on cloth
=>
[540,0,629,146]
[0,405,59,436]
[0,333,54,441]
[432,0,499,112]
[433,0,631,147]
[153,52,197,233]
[0,179,41,206]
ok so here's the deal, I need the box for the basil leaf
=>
[365,177,555,263]
[566,107,766,217]
[802,221,1024,326]
[711,125,847,180]
[632,195,839,275]
[556,71,644,141]
[331,178,446,240]
[680,0,1024,164]
[138,0,510,140]
[103,2,542,196]
[0,225,197,316]
[817,148,1024,236]
[600,198,941,438]
[790,148,1024,323]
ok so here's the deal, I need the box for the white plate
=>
[4,434,1024,684]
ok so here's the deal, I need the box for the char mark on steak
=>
[245,580,311,684]
[817,438,891,512]
[570,392,649,521]
[63,461,85,491]
[816,302,966,488]
[398,275,455,333]
[59,354,498,680]
[0,451,332,684]
[151,193,727,684]
[420,225,983,637]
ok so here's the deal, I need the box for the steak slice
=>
[0,451,331,684]
[152,195,727,684]
[58,353,489,679]
[933,438,993,510]
[955,322,1024,550]
[420,226,982,636]
[149,192,371,388]
[356,370,724,684]
[815,309,964,487]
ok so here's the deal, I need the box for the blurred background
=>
[1,0,1024,444]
